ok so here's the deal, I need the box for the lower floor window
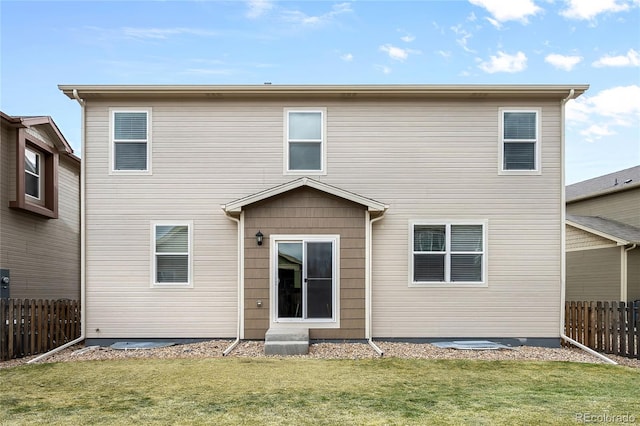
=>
[153,222,192,286]
[411,221,486,285]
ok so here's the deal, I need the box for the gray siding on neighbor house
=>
[0,124,80,300]
[628,249,640,302]
[567,187,640,228]
[566,247,621,301]
[83,98,564,339]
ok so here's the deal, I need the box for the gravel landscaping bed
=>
[2,340,639,369]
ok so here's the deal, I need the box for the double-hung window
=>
[411,221,486,286]
[111,109,151,174]
[285,108,326,174]
[152,222,192,287]
[500,108,540,174]
[25,147,43,201]
[9,129,59,219]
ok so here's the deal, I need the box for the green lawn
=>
[1,358,638,425]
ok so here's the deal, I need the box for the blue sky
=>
[1,0,639,184]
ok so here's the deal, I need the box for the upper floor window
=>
[499,108,540,175]
[410,221,487,286]
[111,109,151,174]
[9,131,58,219]
[25,147,43,200]
[285,108,326,175]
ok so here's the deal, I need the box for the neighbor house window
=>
[285,108,326,174]
[9,130,59,218]
[25,147,43,200]
[500,108,540,174]
[152,222,192,287]
[410,221,486,286]
[111,109,151,173]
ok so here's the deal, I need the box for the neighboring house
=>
[0,112,81,300]
[59,84,587,346]
[566,166,640,303]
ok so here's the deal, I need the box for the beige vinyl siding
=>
[566,224,617,251]
[84,98,563,339]
[0,124,80,300]
[567,188,640,227]
[566,247,621,301]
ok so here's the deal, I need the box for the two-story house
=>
[1,112,80,300]
[59,84,587,347]
[566,166,640,303]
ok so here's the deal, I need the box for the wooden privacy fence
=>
[564,301,639,359]
[0,299,81,361]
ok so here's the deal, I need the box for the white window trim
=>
[25,147,43,202]
[498,107,541,176]
[409,220,488,288]
[283,107,327,176]
[109,107,152,175]
[270,234,340,329]
[151,220,193,288]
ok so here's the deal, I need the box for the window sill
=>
[9,201,57,219]
[272,320,340,329]
[151,283,194,289]
[498,169,542,176]
[409,282,488,288]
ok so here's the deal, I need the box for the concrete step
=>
[264,328,309,356]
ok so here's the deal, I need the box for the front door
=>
[275,237,336,322]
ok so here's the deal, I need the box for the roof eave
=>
[59,84,589,100]
[223,177,388,214]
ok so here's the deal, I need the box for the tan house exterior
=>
[565,166,640,303]
[59,84,588,346]
[0,112,81,300]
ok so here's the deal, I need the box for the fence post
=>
[0,299,6,361]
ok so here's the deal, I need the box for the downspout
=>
[29,89,86,363]
[367,209,387,356]
[222,210,243,356]
[558,89,617,365]
[621,244,636,301]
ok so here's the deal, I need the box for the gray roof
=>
[566,214,640,244]
[566,166,640,202]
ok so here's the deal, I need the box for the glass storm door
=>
[276,240,334,321]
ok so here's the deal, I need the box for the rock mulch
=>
[2,340,638,369]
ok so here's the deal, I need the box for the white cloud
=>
[401,34,416,42]
[379,44,420,61]
[545,53,582,71]
[437,50,452,59]
[450,25,475,53]
[246,0,273,19]
[566,85,640,142]
[468,0,542,24]
[340,53,353,62]
[119,27,219,40]
[560,0,634,20]
[281,2,352,26]
[592,49,640,67]
[375,65,392,74]
[478,51,527,73]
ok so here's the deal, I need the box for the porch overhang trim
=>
[222,177,388,214]
[566,220,631,246]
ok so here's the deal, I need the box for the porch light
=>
[255,230,264,246]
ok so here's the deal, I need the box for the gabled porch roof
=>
[222,177,388,214]
[566,214,640,245]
